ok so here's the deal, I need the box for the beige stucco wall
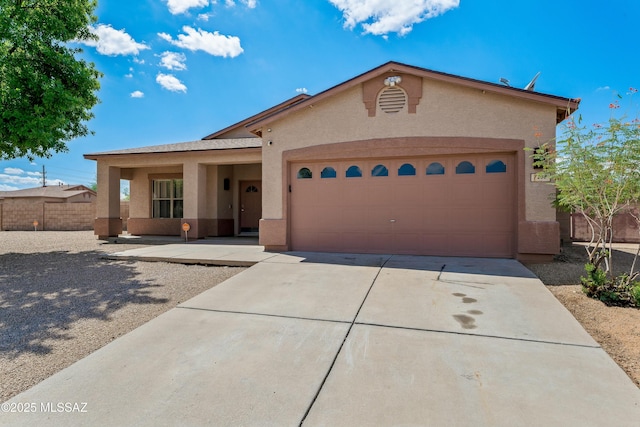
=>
[261,78,559,222]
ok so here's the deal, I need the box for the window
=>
[486,160,507,173]
[245,185,259,192]
[152,179,183,219]
[426,162,445,175]
[321,167,337,178]
[346,165,362,178]
[455,161,475,174]
[398,163,416,176]
[371,164,389,177]
[297,167,312,179]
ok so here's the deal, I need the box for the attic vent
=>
[378,87,406,114]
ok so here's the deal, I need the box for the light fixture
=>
[384,76,402,87]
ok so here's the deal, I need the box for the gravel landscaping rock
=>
[0,231,245,402]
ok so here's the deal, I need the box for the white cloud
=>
[0,173,41,186]
[159,26,243,58]
[4,167,24,175]
[159,51,188,70]
[197,13,211,21]
[225,0,257,7]
[130,91,145,98]
[328,0,460,36]
[82,24,150,56]
[26,171,41,176]
[0,184,19,191]
[166,0,209,15]
[156,73,187,92]
[596,86,611,92]
[296,87,308,94]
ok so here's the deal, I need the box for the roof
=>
[0,185,95,199]
[247,61,581,133]
[202,94,311,140]
[84,138,262,159]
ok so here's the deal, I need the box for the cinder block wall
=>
[1,200,45,230]
[1,200,97,231]
[44,202,95,231]
[571,212,640,243]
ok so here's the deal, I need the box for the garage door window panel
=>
[426,162,445,175]
[371,164,389,177]
[297,167,313,179]
[346,165,362,178]
[321,167,337,178]
[486,160,507,173]
[398,163,416,176]
[455,161,476,174]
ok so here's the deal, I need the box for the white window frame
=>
[152,179,183,219]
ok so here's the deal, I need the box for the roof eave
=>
[83,145,262,161]
[202,94,311,140]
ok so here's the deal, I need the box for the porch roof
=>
[84,138,262,160]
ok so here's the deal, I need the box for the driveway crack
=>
[298,257,390,426]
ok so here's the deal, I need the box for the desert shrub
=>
[632,283,640,306]
[582,265,640,307]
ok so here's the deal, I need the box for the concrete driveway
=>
[2,252,639,426]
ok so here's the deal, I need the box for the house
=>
[84,61,579,261]
[0,185,96,231]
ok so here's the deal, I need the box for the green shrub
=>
[581,264,640,308]
[631,283,640,307]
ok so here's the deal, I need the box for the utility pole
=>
[41,165,46,187]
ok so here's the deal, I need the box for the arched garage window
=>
[486,160,507,173]
[346,165,362,178]
[371,164,389,177]
[398,163,416,176]
[455,161,475,174]
[426,162,445,175]
[297,167,312,179]
[321,167,337,178]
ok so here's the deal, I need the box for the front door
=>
[239,180,262,232]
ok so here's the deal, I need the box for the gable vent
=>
[378,87,407,114]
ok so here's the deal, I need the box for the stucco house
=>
[85,61,579,261]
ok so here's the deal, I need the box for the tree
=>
[533,94,640,306]
[0,0,102,160]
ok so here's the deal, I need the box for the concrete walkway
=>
[3,250,640,426]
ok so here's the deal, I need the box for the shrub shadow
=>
[0,250,169,358]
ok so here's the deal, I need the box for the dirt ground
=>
[526,243,640,388]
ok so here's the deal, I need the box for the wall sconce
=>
[384,76,402,87]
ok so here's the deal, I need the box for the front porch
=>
[85,139,262,240]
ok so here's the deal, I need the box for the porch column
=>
[95,162,122,239]
[182,161,207,239]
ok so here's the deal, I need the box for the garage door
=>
[290,154,516,258]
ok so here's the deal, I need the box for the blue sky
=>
[1,0,639,192]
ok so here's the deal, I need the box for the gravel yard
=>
[526,243,640,388]
[0,231,245,402]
